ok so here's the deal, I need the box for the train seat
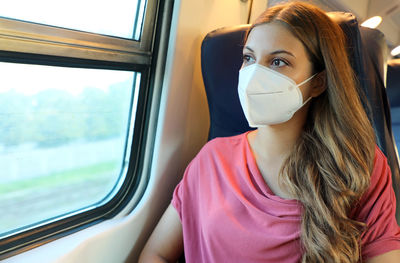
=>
[200,12,400,222]
[386,59,400,151]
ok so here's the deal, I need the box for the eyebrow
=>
[244,46,296,58]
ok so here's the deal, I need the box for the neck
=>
[248,111,307,161]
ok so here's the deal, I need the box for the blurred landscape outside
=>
[0,62,136,235]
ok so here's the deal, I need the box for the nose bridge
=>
[257,53,271,68]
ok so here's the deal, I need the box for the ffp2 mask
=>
[238,63,316,127]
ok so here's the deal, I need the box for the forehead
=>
[245,22,307,57]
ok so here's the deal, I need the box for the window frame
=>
[0,0,172,258]
[0,0,156,63]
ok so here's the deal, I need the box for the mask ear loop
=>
[301,96,313,107]
[297,73,318,108]
[297,73,318,87]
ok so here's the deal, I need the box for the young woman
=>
[139,2,400,262]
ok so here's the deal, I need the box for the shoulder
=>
[193,132,248,163]
[181,132,249,183]
[362,145,391,201]
[370,145,391,186]
[201,132,247,151]
[351,145,391,220]
[176,132,249,198]
[372,145,388,169]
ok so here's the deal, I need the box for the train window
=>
[0,62,138,236]
[0,0,169,257]
[0,0,146,39]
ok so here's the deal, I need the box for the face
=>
[242,22,318,101]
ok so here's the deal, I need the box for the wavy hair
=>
[246,2,376,262]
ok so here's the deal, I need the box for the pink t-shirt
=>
[172,132,400,262]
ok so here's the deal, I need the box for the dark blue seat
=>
[201,25,254,140]
[386,59,400,150]
[387,59,400,108]
[201,13,400,222]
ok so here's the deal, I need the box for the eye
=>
[271,58,288,68]
[242,54,255,64]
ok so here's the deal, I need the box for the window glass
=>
[0,0,147,40]
[0,62,139,235]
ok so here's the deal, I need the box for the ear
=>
[310,70,327,97]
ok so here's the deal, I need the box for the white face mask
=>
[238,63,316,127]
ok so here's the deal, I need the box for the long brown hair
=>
[246,2,376,262]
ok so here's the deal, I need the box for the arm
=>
[139,204,184,263]
[365,249,400,263]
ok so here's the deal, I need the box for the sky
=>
[0,62,136,96]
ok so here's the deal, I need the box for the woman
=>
[139,2,400,262]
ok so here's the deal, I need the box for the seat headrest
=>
[387,59,400,107]
[201,25,252,140]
